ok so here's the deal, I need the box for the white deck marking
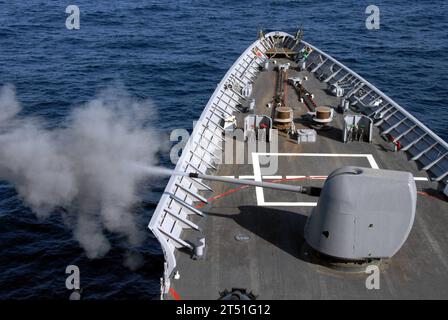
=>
[365,154,379,169]
[262,175,283,180]
[256,152,380,169]
[285,175,306,179]
[252,153,379,207]
[251,152,264,205]
[262,202,318,207]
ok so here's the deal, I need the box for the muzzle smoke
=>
[0,84,165,261]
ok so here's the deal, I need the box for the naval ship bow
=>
[149,30,448,300]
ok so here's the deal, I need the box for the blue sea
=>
[0,1,447,299]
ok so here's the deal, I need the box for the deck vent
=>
[235,234,251,241]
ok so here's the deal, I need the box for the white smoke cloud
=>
[123,251,145,271]
[0,84,164,260]
[0,84,21,122]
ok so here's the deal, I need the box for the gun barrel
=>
[188,173,321,196]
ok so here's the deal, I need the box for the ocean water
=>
[0,0,447,299]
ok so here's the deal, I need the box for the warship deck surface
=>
[168,60,448,300]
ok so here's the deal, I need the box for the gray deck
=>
[168,59,448,300]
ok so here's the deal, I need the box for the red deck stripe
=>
[195,185,249,209]
[417,191,446,201]
[169,287,182,300]
[194,176,312,208]
[193,177,445,209]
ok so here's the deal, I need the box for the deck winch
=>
[186,166,416,261]
[273,106,294,129]
[311,106,334,124]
